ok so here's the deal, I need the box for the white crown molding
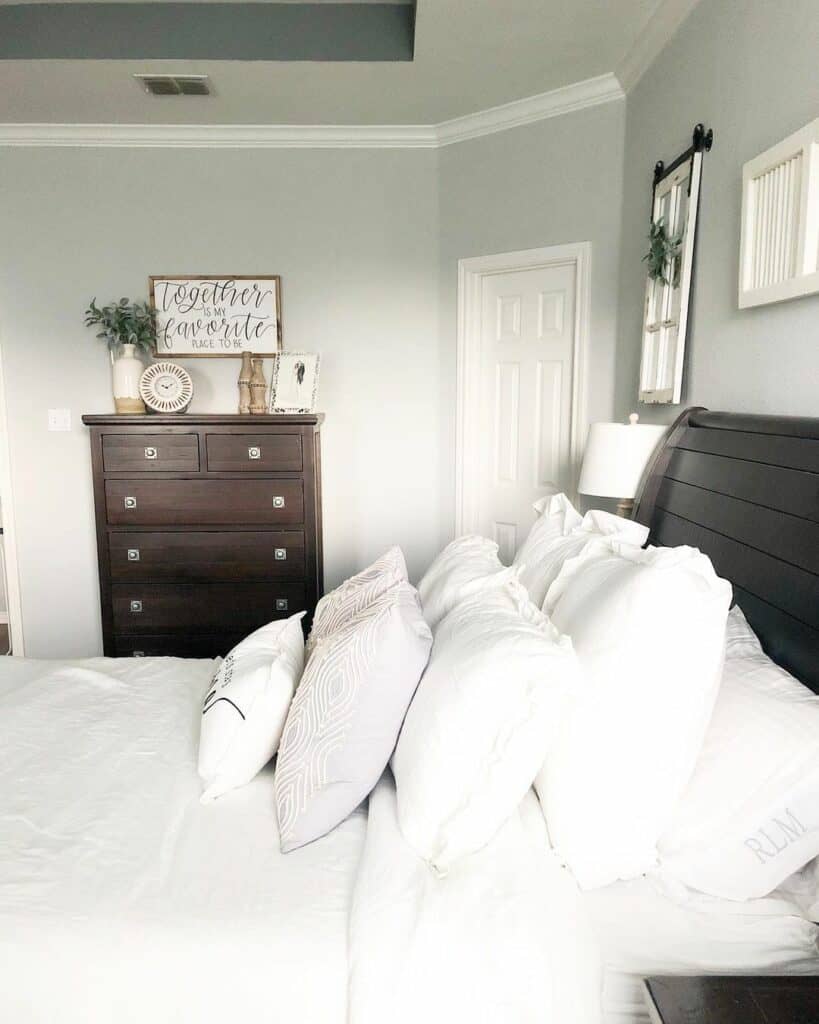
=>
[0,122,439,149]
[436,73,623,146]
[0,73,623,150]
[616,0,703,93]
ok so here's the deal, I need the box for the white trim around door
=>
[0,341,25,654]
[455,242,591,536]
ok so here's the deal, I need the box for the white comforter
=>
[0,657,365,1024]
[350,771,603,1024]
[1,657,816,1024]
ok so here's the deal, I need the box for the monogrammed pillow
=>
[276,581,432,852]
[198,613,305,803]
[305,546,407,659]
[657,606,819,900]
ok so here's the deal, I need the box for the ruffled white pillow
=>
[393,579,579,873]
[537,540,731,889]
[417,535,514,629]
[513,492,649,607]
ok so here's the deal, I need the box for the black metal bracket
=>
[652,123,714,198]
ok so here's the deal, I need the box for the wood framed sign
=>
[149,275,282,358]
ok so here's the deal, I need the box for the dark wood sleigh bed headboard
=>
[634,408,819,693]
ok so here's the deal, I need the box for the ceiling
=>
[0,0,665,125]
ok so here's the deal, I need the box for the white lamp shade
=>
[578,420,668,499]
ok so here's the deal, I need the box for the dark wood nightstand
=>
[643,976,819,1024]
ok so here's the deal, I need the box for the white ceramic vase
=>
[112,343,146,414]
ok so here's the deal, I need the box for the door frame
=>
[455,242,591,535]
[0,340,25,654]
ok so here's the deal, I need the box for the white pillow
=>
[513,493,649,607]
[392,579,579,874]
[306,545,407,658]
[417,535,514,629]
[276,581,432,852]
[198,613,305,803]
[537,540,731,889]
[657,606,819,900]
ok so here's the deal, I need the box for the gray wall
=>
[438,100,627,524]
[615,0,819,423]
[0,146,440,656]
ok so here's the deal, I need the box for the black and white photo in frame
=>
[269,352,320,413]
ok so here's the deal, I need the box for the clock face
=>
[155,373,183,400]
[139,362,194,413]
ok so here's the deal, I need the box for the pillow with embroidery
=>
[198,613,305,803]
[276,581,431,852]
[305,546,407,659]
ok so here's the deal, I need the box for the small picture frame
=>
[269,352,321,414]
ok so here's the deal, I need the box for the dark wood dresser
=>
[82,414,324,658]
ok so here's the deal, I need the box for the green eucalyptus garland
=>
[643,217,683,288]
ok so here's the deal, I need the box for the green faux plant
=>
[643,218,683,287]
[84,297,157,355]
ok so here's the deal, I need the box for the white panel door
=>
[476,262,576,562]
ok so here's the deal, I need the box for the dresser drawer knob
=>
[272,495,286,509]
[274,548,287,561]
[248,446,261,460]
[144,446,158,460]
[123,496,137,510]
[275,598,289,611]
[127,548,140,562]
[130,599,143,613]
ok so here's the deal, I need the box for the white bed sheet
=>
[349,771,604,1024]
[579,871,819,1023]
[0,656,366,1024]
[3,656,816,1024]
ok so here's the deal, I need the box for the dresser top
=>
[82,413,324,427]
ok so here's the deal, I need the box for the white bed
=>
[0,656,365,1024]
[1,655,816,1024]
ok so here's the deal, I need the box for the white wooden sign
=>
[149,276,282,357]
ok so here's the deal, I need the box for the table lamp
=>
[578,413,668,517]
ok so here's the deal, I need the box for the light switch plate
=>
[47,408,72,431]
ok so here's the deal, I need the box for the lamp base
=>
[616,497,635,518]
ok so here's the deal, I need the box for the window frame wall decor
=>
[639,124,713,405]
[148,275,282,358]
[738,116,819,308]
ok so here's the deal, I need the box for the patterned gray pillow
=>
[305,546,408,660]
[276,580,431,852]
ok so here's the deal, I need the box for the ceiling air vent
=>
[135,75,212,97]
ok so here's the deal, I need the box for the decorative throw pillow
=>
[276,581,432,852]
[198,613,305,803]
[392,579,580,874]
[657,606,819,900]
[537,540,732,889]
[416,535,514,629]
[305,546,407,659]
[513,492,649,608]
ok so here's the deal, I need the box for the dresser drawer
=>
[102,433,199,473]
[206,432,302,472]
[105,479,304,526]
[109,530,306,582]
[112,582,307,634]
[113,633,246,658]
